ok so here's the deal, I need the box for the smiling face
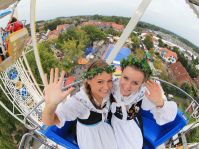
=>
[87,71,113,100]
[119,66,145,97]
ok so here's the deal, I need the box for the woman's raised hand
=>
[144,80,164,107]
[43,68,74,106]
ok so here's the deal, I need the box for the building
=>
[81,21,124,31]
[159,48,178,64]
[152,36,159,46]
[184,50,197,60]
[169,61,192,86]
[47,24,74,40]
[56,24,73,33]
[47,29,59,40]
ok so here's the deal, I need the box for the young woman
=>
[110,55,177,149]
[42,60,118,149]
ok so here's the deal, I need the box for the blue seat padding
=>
[40,121,79,149]
[40,109,187,149]
[142,109,188,149]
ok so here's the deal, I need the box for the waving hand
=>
[44,68,74,106]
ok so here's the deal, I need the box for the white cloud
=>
[1,0,199,47]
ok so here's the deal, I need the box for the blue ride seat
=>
[142,109,188,149]
[40,109,187,149]
[40,121,79,149]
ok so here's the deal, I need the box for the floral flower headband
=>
[120,54,152,77]
[81,65,116,79]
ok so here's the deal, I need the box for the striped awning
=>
[0,8,12,18]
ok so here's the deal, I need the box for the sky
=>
[1,0,199,47]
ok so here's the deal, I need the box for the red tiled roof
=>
[160,48,178,59]
[82,21,124,31]
[176,74,191,85]
[64,76,76,87]
[170,62,186,75]
[111,23,124,31]
[56,24,70,32]
[48,30,59,36]
[170,62,191,85]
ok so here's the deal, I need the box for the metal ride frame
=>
[0,0,44,130]
[0,0,198,148]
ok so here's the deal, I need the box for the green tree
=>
[0,89,27,149]
[188,65,199,78]
[58,28,77,43]
[154,58,163,70]
[160,70,169,81]
[44,19,65,31]
[61,40,84,63]
[58,28,89,48]
[26,41,64,81]
[131,34,140,49]
[157,34,162,39]
[181,83,195,97]
[38,42,61,73]
[81,25,106,43]
[58,28,89,57]
[158,39,165,47]
[26,47,42,84]
[135,48,145,60]
[161,81,183,97]
[105,28,121,36]
[191,55,199,64]
[143,35,154,50]
[187,128,199,142]
[149,48,155,58]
